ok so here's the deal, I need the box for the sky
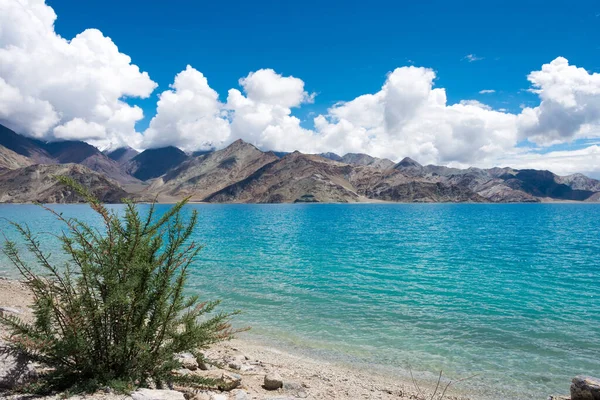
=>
[1,0,600,177]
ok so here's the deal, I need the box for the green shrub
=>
[0,177,240,393]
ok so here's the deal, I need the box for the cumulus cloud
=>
[142,65,230,151]
[238,69,315,108]
[53,118,107,141]
[1,1,599,176]
[491,145,600,178]
[0,0,156,148]
[517,57,600,145]
[224,69,316,151]
[312,67,517,165]
[215,59,599,175]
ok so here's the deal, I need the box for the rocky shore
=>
[0,278,469,400]
[2,278,597,400]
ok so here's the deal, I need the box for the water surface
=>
[0,203,599,399]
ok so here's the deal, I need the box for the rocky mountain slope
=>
[0,123,598,204]
[0,124,55,163]
[0,164,128,203]
[318,152,395,170]
[142,140,279,202]
[124,146,188,181]
[0,124,138,184]
[340,153,395,170]
[104,146,140,164]
[0,145,32,170]
[44,140,138,184]
[205,152,362,203]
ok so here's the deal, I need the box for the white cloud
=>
[459,99,492,110]
[0,76,59,136]
[215,59,599,176]
[1,1,599,177]
[224,69,316,151]
[312,67,517,164]
[53,118,106,141]
[463,54,484,62]
[0,0,156,148]
[142,65,230,151]
[490,145,600,178]
[238,69,315,108]
[517,57,600,145]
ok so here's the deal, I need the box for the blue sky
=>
[2,0,600,176]
[48,0,600,131]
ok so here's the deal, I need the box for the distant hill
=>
[319,152,342,161]
[105,146,140,165]
[341,153,395,170]
[0,124,54,163]
[0,123,598,203]
[0,145,33,170]
[43,140,138,184]
[0,164,127,203]
[0,124,138,183]
[141,139,279,202]
[205,152,361,203]
[124,146,189,181]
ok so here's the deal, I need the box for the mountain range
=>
[0,123,599,204]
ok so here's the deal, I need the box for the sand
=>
[0,278,470,400]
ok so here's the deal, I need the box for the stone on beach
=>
[230,389,249,400]
[571,376,600,400]
[175,352,199,371]
[264,372,284,390]
[228,355,247,371]
[196,369,242,391]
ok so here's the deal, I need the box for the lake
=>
[1,203,599,399]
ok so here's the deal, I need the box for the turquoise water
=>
[0,204,599,399]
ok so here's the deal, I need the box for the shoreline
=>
[0,278,472,400]
[0,200,597,205]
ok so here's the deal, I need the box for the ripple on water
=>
[0,203,599,400]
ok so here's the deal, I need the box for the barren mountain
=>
[556,173,600,192]
[124,146,188,181]
[0,125,598,204]
[350,166,486,202]
[143,140,279,201]
[0,124,54,163]
[0,124,137,184]
[205,152,364,203]
[341,153,395,170]
[501,169,596,201]
[0,164,128,203]
[105,146,140,164]
[43,140,139,184]
[147,143,600,203]
[366,181,486,202]
[0,145,33,170]
[392,161,600,202]
[319,152,343,161]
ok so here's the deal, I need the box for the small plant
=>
[409,367,478,400]
[0,177,241,393]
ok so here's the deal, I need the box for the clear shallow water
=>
[0,203,599,399]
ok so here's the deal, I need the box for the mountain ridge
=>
[0,123,599,204]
